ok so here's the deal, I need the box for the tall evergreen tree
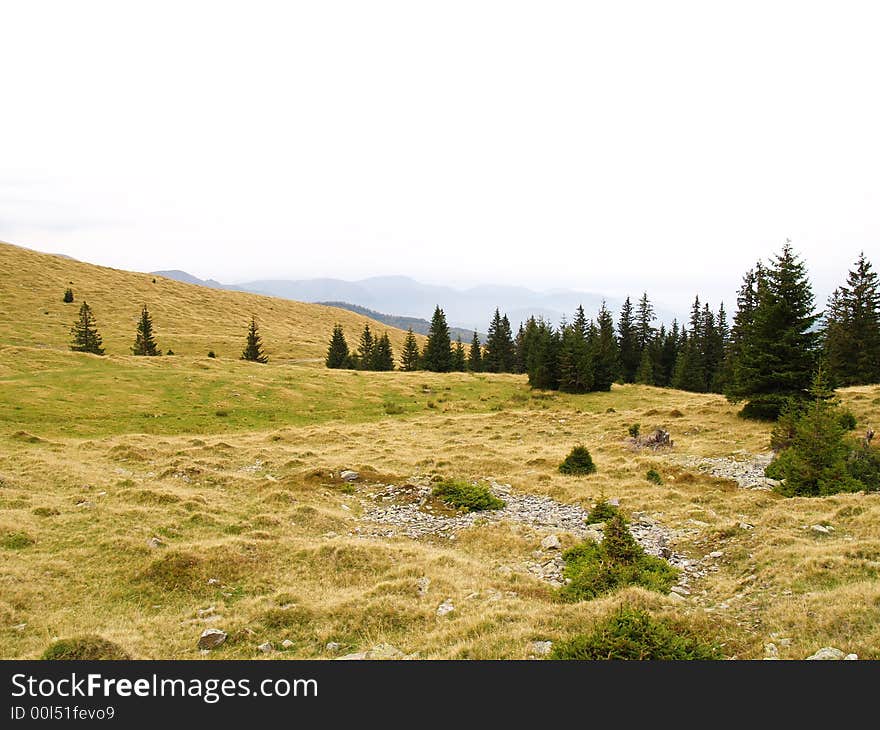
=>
[484,308,516,372]
[617,296,639,383]
[725,242,819,418]
[657,320,680,387]
[467,331,483,372]
[372,332,395,371]
[557,318,593,393]
[823,252,880,385]
[422,306,452,372]
[132,304,160,356]
[325,324,351,368]
[400,328,421,371]
[591,302,619,391]
[357,324,375,369]
[63,288,74,303]
[241,317,268,363]
[635,292,656,354]
[635,348,654,385]
[452,336,467,372]
[70,301,105,355]
[525,319,560,390]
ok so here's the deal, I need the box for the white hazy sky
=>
[1,0,878,312]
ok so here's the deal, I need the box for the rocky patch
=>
[671,453,777,490]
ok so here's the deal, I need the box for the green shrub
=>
[847,448,880,492]
[646,469,663,485]
[549,608,720,660]
[585,498,619,525]
[558,445,597,476]
[431,479,505,512]
[383,400,405,415]
[62,288,74,303]
[42,636,130,660]
[628,423,640,438]
[838,410,857,431]
[739,395,790,421]
[559,515,678,601]
[207,350,216,358]
[0,530,34,549]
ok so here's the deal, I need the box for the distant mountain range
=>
[152,270,679,331]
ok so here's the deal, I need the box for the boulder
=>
[340,470,359,482]
[197,628,227,650]
[806,647,846,660]
[541,534,561,551]
[530,641,553,657]
[436,599,455,617]
[257,642,273,653]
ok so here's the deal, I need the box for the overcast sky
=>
[1,1,878,313]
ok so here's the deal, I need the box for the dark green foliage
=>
[42,636,131,660]
[549,608,720,660]
[69,301,105,355]
[557,307,593,393]
[558,445,597,475]
[422,306,453,372]
[646,469,663,485]
[371,332,395,371]
[317,301,481,344]
[241,317,268,363]
[132,304,160,356]
[356,324,374,368]
[634,348,654,385]
[726,243,819,418]
[63,287,74,303]
[846,448,880,491]
[452,337,467,371]
[838,410,857,431]
[823,252,880,386]
[628,423,640,438]
[559,515,678,601]
[585,498,619,524]
[739,395,790,421]
[207,350,216,358]
[326,324,351,369]
[1,530,34,549]
[617,296,640,383]
[431,479,505,512]
[484,309,516,373]
[401,328,421,371]
[166,349,174,355]
[591,302,619,391]
[467,331,483,372]
[525,318,560,390]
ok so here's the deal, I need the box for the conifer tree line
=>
[323,245,880,416]
[325,322,395,371]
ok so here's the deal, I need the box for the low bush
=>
[559,515,678,601]
[431,479,505,512]
[628,423,640,438]
[549,608,720,660]
[838,410,857,431]
[207,350,216,358]
[42,636,130,660]
[0,530,34,549]
[558,445,597,476]
[847,448,880,491]
[645,469,663,485]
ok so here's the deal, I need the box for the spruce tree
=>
[591,302,619,391]
[372,332,395,371]
[401,328,421,371]
[422,306,452,372]
[525,319,560,390]
[657,321,679,387]
[635,292,656,355]
[468,331,483,372]
[132,304,160,356]
[452,336,467,372]
[823,252,880,385]
[484,308,516,373]
[726,243,819,418]
[357,324,375,369]
[326,324,351,368]
[63,288,74,303]
[69,301,105,355]
[617,296,639,383]
[635,348,654,385]
[557,318,593,393]
[241,317,268,363]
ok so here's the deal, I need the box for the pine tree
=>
[241,317,268,363]
[823,252,880,385]
[635,348,654,385]
[132,304,160,356]
[484,309,516,373]
[557,317,592,393]
[422,306,452,372]
[726,242,819,419]
[452,337,467,371]
[525,319,560,390]
[635,292,656,354]
[326,324,351,368]
[70,301,105,355]
[657,321,679,387]
[401,328,421,371]
[467,331,483,372]
[617,297,639,383]
[357,324,375,369]
[372,332,395,371]
[63,288,74,303]
[591,302,619,391]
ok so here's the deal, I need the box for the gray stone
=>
[671,585,691,596]
[764,643,779,659]
[811,524,831,535]
[337,643,403,660]
[541,534,561,550]
[436,599,455,617]
[197,628,227,650]
[340,470,359,482]
[845,653,858,660]
[325,641,341,652]
[257,641,273,653]
[708,550,724,559]
[416,577,431,596]
[281,639,295,649]
[806,647,846,660]
[530,641,553,657]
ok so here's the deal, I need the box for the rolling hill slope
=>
[0,241,420,363]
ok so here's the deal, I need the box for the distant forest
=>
[319,301,485,343]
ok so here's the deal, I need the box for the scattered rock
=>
[668,591,687,603]
[282,640,295,649]
[670,453,775,490]
[146,536,165,549]
[197,606,216,617]
[530,641,553,657]
[708,550,724,559]
[12,623,27,632]
[337,643,403,660]
[739,522,754,530]
[541,534,561,551]
[806,647,846,660]
[416,577,430,596]
[197,628,227,650]
[325,642,341,652]
[671,585,691,596]
[436,599,455,617]
[257,642,273,653]
[810,524,832,535]
[764,643,779,659]
[340,470,359,482]
[207,578,220,586]
[845,653,858,660]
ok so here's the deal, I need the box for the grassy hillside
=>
[0,241,420,363]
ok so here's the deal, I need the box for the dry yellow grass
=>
[1,243,879,661]
[0,241,420,362]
